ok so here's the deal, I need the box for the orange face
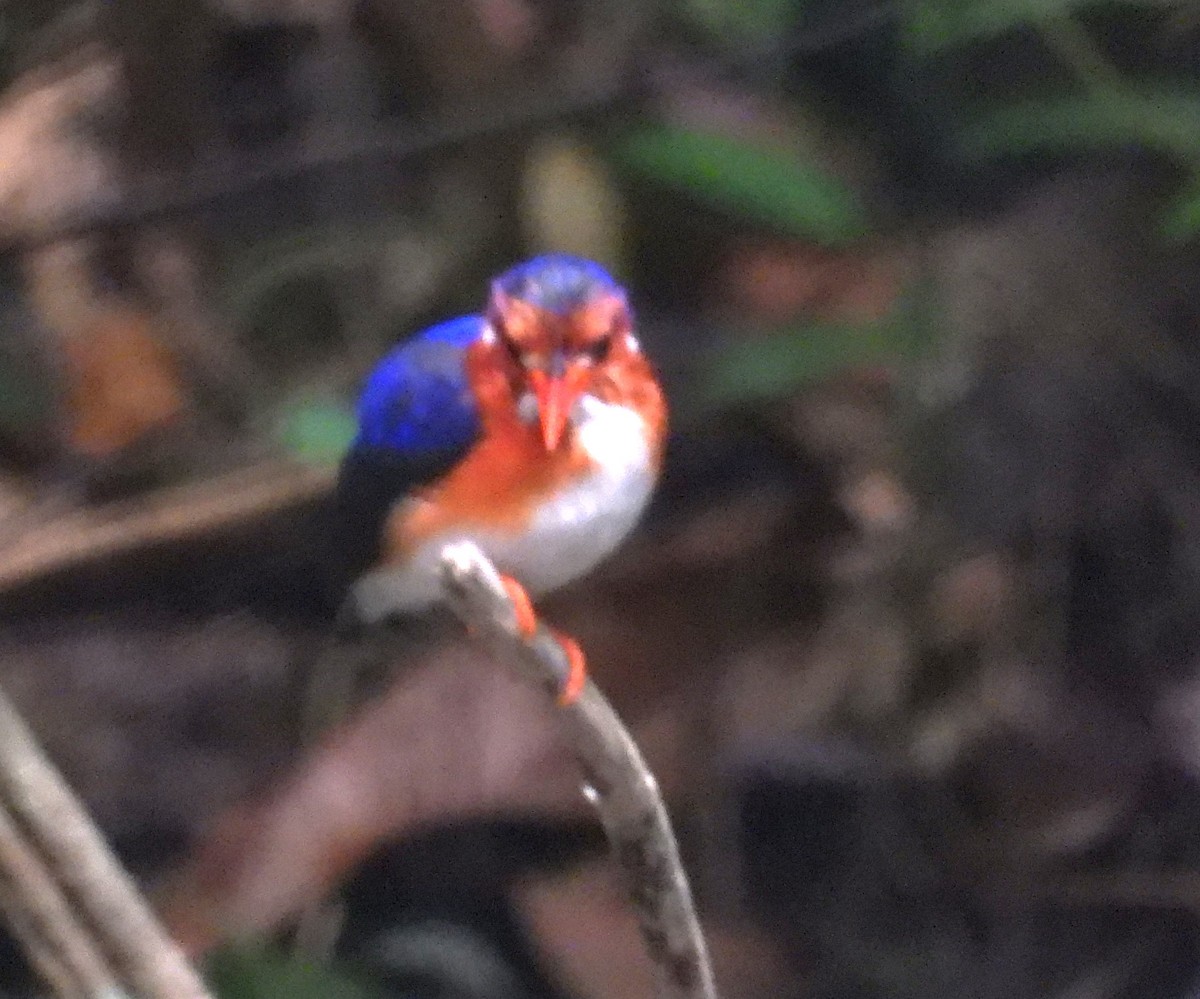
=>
[485,288,637,451]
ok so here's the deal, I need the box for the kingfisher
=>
[334,255,667,704]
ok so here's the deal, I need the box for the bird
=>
[333,255,667,704]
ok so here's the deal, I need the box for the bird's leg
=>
[551,631,587,706]
[497,574,588,706]
[498,574,539,637]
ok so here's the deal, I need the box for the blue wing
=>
[335,315,485,582]
[353,314,483,455]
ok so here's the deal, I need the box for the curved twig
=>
[0,803,122,999]
[0,688,213,999]
[439,541,718,999]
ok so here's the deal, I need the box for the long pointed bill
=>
[531,371,570,451]
[529,366,587,451]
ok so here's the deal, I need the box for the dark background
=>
[2,1,1200,997]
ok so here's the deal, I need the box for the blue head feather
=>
[351,257,621,458]
[493,255,620,315]
[338,258,625,577]
[353,314,483,455]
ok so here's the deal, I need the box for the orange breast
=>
[381,418,594,561]
[381,340,667,566]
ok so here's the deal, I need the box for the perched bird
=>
[335,255,667,703]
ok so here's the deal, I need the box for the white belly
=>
[351,395,656,623]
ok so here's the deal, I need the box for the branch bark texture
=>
[439,541,718,999]
[0,687,213,999]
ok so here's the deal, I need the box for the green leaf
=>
[208,946,380,999]
[1162,181,1200,242]
[956,89,1200,163]
[613,126,870,245]
[276,397,357,466]
[702,314,929,405]
[0,366,51,431]
[904,0,1104,54]
[685,0,800,44]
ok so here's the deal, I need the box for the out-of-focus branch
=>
[0,805,121,999]
[438,541,718,999]
[3,4,902,253]
[0,460,333,593]
[8,76,620,253]
[0,687,213,999]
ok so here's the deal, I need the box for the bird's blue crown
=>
[351,256,623,457]
[492,254,620,315]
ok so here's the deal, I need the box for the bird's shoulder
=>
[333,314,487,580]
[352,313,485,456]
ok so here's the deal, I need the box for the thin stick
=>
[9,77,620,252]
[0,803,123,999]
[0,688,213,999]
[439,541,718,999]
[0,460,333,593]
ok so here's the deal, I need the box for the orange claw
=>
[497,574,587,705]
[499,574,539,637]
[552,631,587,706]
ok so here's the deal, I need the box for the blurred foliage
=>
[1163,179,1200,240]
[957,89,1200,163]
[208,946,383,999]
[614,125,871,246]
[590,0,1193,418]
[1,0,1198,480]
[684,0,800,44]
[0,352,52,436]
[897,1,1200,238]
[703,314,924,405]
[0,6,1199,999]
[902,0,1095,53]
[659,0,1200,243]
[277,396,358,468]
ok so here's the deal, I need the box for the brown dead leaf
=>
[160,627,694,957]
[161,644,588,954]
[63,306,187,457]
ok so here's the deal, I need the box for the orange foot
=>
[499,574,539,637]
[551,630,587,706]
[498,574,588,706]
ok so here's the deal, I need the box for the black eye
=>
[586,335,612,363]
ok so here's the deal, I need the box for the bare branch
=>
[0,802,123,999]
[7,76,621,253]
[0,460,333,593]
[439,541,718,999]
[0,688,213,999]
